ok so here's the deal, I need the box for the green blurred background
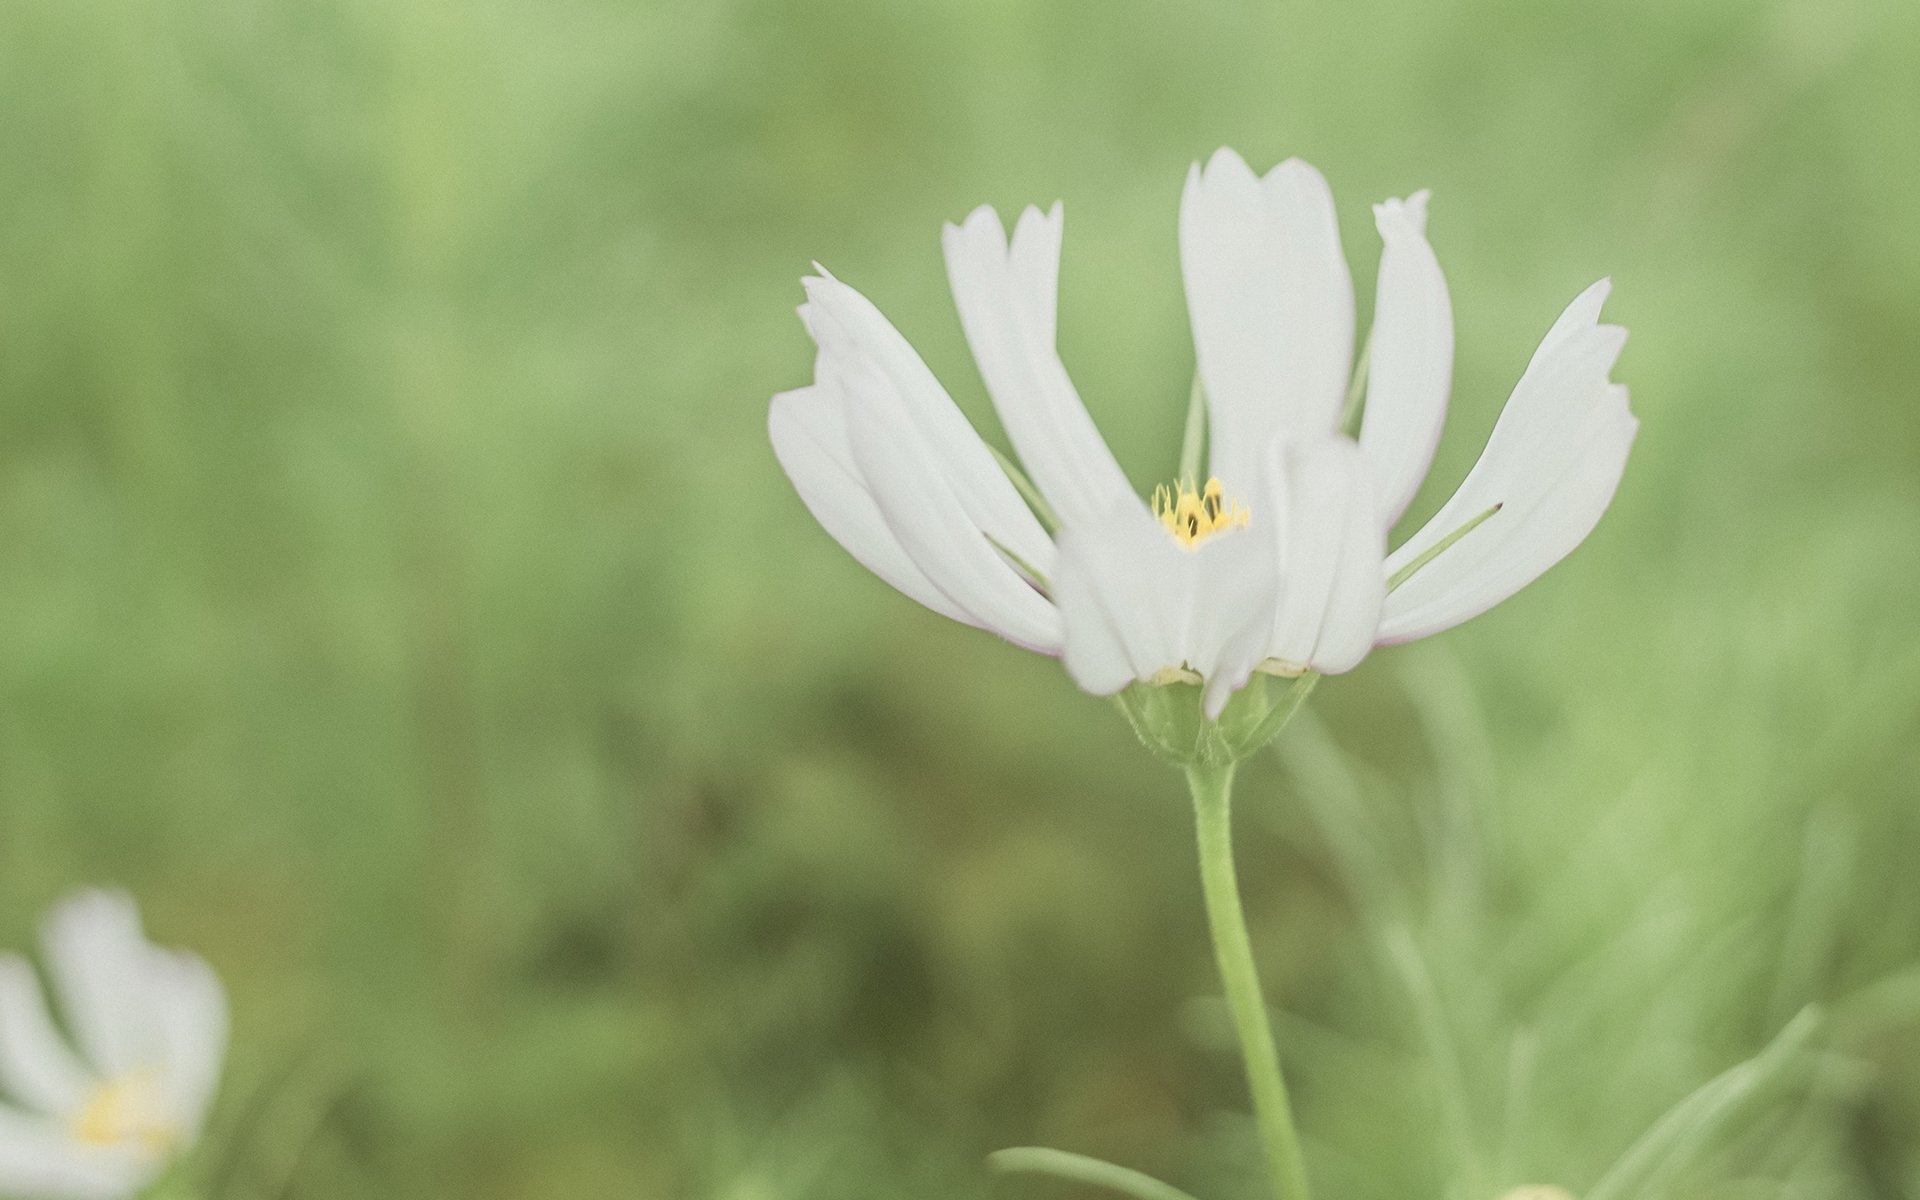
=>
[3,0,1919,1196]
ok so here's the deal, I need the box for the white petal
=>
[800,274,1055,574]
[1532,277,1613,365]
[833,350,1064,654]
[1264,437,1387,673]
[796,272,1063,653]
[1358,192,1453,528]
[770,385,979,628]
[0,957,93,1117]
[1195,539,1284,718]
[41,893,152,1082]
[145,950,226,1137]
[0,1110,155,1200]
[1380,283,1634,643]
[1054,504,1275,717]
[1053,505,1181,696]
[1181,148,1355,489]
[1004,204,1060,346]
[943,203,1135,530]
[1381,386,1635,643]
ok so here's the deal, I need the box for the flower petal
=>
[800,274,1055,575]
[144,949,226,1136]
[1054,504,1275,717]
[1053,505,1180,697]
[770,385,979,628]
[0,956,93,1117]
[799,273,1064,653]
[1532,276,1614,364]
[1181,148,1355,488]
[41,893,152,1082]
[1264,437,1387,673]
[1358,192,1453,529]
[837,362,1065,653]
[943,204,1135,529]
[1195,539,1286,718]
[0,1110,155,1200]
[1380,282,1634,643]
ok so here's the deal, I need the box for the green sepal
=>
[1114,673,1319,768]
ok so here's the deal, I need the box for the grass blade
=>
[988,1147,1204,1200]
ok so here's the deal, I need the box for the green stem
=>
[1186,760,1312,1200]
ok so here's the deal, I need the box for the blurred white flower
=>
[771,147,1635,716]
[0,891,227,1199]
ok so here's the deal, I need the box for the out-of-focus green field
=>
[3,0,1919,1196]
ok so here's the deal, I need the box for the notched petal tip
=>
[767,386,810,432]
[1198,145,1256,183]
[951,203,1004,239]
[1601,382,1639,432]
[798,276,840,320]
[1378,280,1636,646]
[1012,200,1061,239]
[1374,190,1433,238]
[798,273,865,335]
[1572,276,1616,318]
[798,276,898,359]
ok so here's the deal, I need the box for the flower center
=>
[1153,477,1249,549]
[70,1070,176,1152]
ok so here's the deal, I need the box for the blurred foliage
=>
[2,0,1919,1197]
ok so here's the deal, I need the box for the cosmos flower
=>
[770,147,1635,716]
[0,891,227,1199]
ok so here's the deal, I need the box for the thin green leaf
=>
[1832,965,1920,1035]
[1178,373,1208,485]
[1340,329,1373,436]
[986,533,1051,594]
[1383,925,1487,1198]
[1585,1006,1822,1200]
[989,443,1061,533]
[1386,504,1502,593]
[988,1147,1204,1200]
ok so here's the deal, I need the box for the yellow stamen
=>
[71,1070,175,1151]
[1153,477,1250,549]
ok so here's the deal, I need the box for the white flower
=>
[771,147,1636,717]
[0,891,228,1199]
